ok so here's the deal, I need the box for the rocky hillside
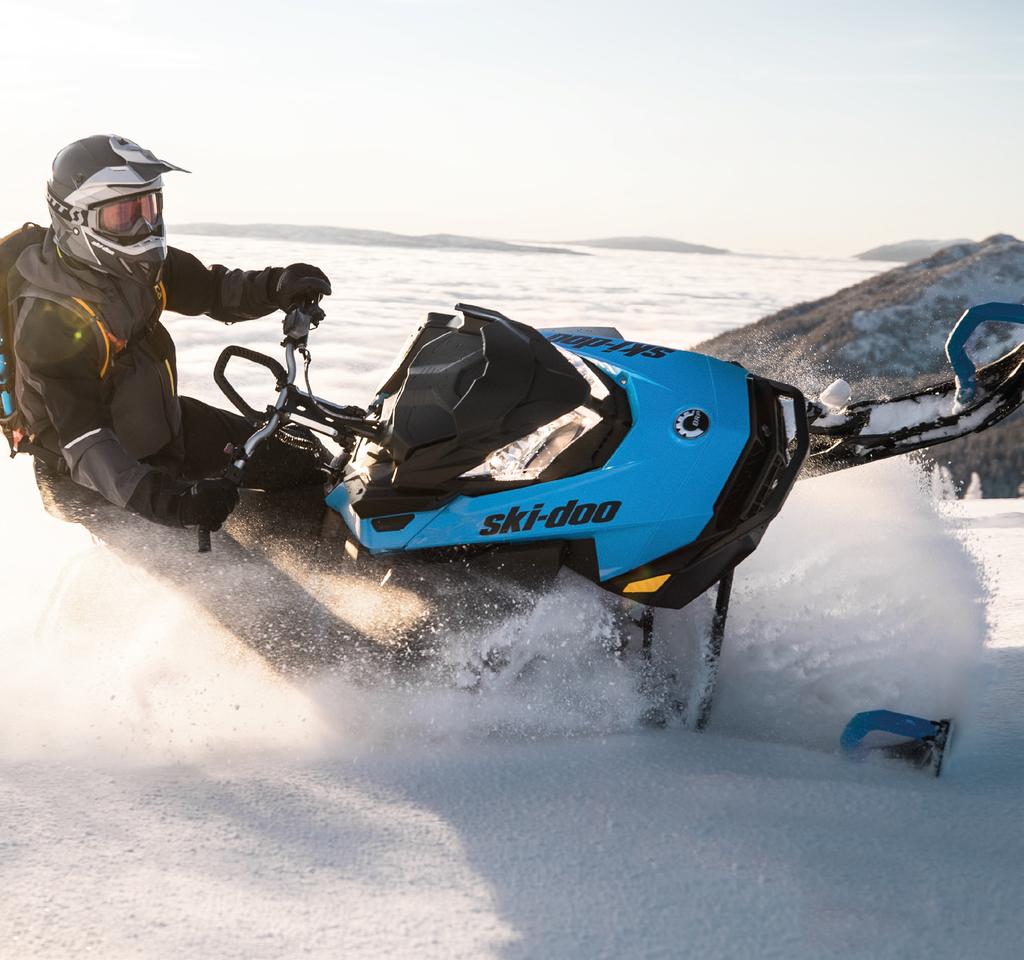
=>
[699,234,1024,496]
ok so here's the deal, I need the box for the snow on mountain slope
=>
[700,233,1024,387]
[698,233,1024,497]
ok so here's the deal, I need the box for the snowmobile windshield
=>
[460,348,609,482]
[366,306,598,489]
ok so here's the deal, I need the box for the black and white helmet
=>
[46,135,188,284]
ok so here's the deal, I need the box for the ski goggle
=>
[93,191,163,239]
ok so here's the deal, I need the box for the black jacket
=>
[12,231,280,508]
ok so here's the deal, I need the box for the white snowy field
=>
[2,239,1022,959]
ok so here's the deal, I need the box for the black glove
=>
[269,263,331,310]
[177,478,240,531]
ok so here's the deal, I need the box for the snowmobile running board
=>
[841,710,952,776]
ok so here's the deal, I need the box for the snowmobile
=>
[204,299,1024,772]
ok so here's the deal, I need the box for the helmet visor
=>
[95,191,163,239]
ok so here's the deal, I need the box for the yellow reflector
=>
[623,574,671,594]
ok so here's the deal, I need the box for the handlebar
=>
[199,299,380,554]
[213,345,288,425]
[946,302,1024,408]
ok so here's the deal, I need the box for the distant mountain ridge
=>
[856,238,973,262]
[567,236,729,255]
[698,234,1024,496]
[171,223,584,256]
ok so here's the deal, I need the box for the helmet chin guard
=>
[46,134,188,284]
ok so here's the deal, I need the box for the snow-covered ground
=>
[2,240,1021,959]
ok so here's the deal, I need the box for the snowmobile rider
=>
[8,134,332,533]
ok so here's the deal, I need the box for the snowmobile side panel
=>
[326,345,755,583]
[599,375,808,608]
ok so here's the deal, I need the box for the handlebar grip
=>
[946,302,1024,406]
[213,345,289,425]
[197,527,212,553]
[283,300,325,341]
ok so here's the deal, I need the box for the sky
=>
[2,0,1022,256]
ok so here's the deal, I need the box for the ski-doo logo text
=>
[479,498,622,536]
[545,333,673,359]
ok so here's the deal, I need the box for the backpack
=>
[0,223,47,453]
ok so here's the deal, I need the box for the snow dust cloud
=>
[0,450,988,766]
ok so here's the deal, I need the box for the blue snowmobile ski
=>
[841,710,953,776]
[208,299,1024,731]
